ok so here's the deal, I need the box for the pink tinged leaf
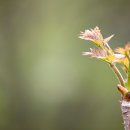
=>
[79,27,101,42]
[104,34,114,43]
[79,30,96,41]
[82,52,92,55]
[82,48,107,59]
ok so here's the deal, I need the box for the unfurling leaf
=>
[103,34,114,44]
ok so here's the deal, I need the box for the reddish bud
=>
[117,84,128,96]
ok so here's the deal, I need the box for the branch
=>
[110,63,125,87]
[121,100,130,130]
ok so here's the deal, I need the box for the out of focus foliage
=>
[0,0,130,130]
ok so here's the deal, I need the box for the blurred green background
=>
[0,0,130,130]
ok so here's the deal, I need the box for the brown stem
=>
[121,100,130,130]
[110,63,125,87]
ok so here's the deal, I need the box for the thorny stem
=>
[110,63,125,87]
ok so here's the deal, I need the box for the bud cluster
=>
[79,27,130,97]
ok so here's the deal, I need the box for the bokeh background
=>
[0,0,130,130]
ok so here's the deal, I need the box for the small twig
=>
[126,54,130,90]
[110,63,125,87]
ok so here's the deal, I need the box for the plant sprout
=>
[79,26,130,130]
